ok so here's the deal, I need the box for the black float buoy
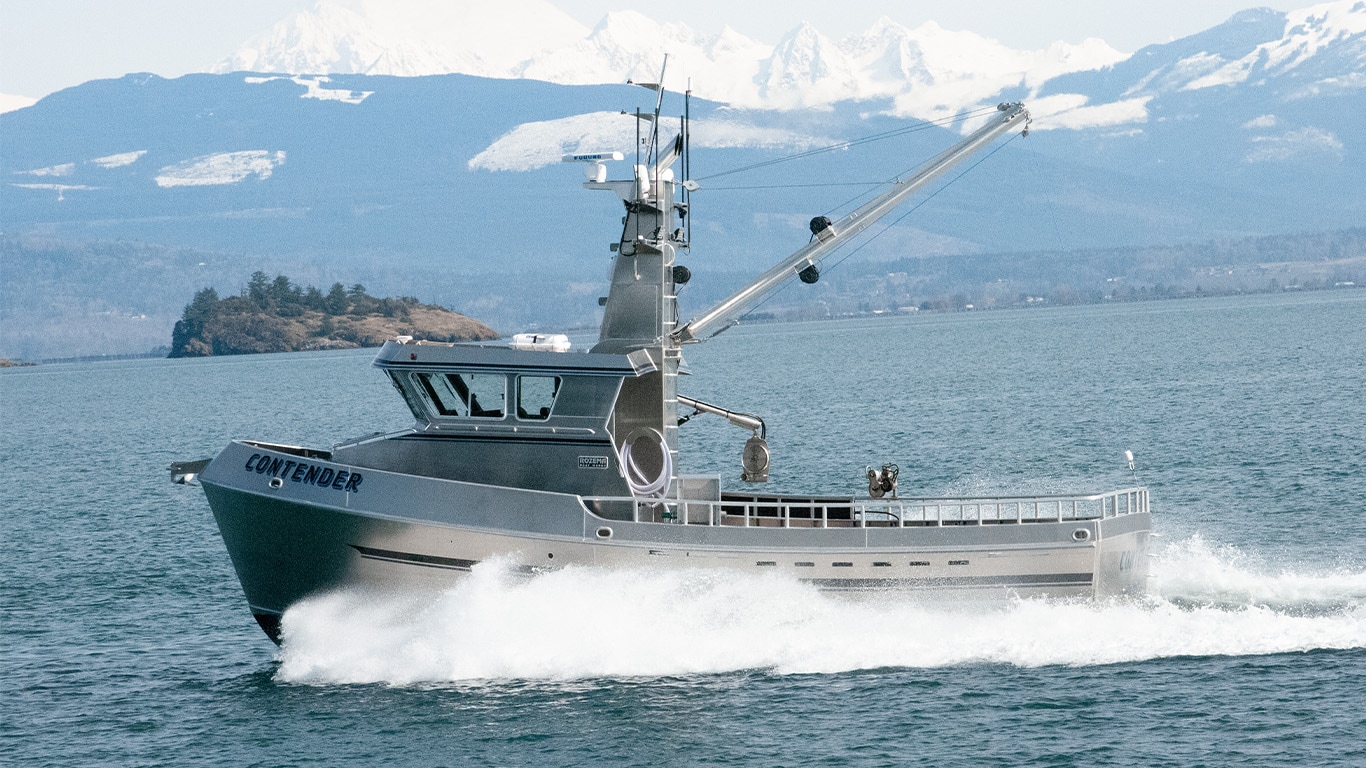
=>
[672,265,691,285]
[798,264,820,284]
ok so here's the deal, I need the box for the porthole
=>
[268,477,283,489]
[1072,528,1091,542]
[595,526,613,539]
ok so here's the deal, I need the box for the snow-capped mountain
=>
[212,0,1125,118]
[211,0,1366,126]
[1028,2,1366,129]
[216,0,589,78]
[515,11,773,106]
[0,93,38,115]
[747,17,1126,116]
[5,2,1365,358]
[12,1,1365,258]
[752,22,862,108]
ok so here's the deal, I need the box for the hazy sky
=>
[1,0,1309,98]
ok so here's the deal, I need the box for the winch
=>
[677,394,768,483]
[866,463,899,499]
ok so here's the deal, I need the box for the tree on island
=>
[169,272,496,358]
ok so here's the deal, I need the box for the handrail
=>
[581,487,1148,528]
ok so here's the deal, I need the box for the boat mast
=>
[579,57,691,496]
[588,56,687,354]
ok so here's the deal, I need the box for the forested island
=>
[169,272,498,358]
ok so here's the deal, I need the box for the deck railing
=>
[582,488,1149,528]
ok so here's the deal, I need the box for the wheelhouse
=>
[373,338,654,433]
[328,339,667,498]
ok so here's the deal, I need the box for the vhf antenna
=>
[628,54,669,166]
[684,77,691,247]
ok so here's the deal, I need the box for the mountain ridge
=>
[2,2,1363,359]
[210,0,1127,117]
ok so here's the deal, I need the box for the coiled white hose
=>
[620,428,672,498]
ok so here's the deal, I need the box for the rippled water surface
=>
[3,291,1364,766]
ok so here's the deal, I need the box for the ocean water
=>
[3,290,1364,767]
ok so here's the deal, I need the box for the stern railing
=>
[583,488,1148,527]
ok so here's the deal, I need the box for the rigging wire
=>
[694,106,1000,182]
[699,109,1006,221]
[822,133,1022,275]
[702,181,891,190]
[732,132,1024,321]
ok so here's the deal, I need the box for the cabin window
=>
[411,372,506,419]
[516,375,561,421]
[464,373,506,418]
[413,372,467,416]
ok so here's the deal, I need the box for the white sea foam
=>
[274,539,1366,685]
[1152,534,1366,609]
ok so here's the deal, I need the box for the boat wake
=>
[274,536,1366,685]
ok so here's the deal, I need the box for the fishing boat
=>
[174,74,1150,642]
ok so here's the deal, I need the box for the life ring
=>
[620,427,672,498]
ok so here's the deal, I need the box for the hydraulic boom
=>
[673,102,1030,344]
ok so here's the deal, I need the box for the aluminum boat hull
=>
[201,441,1150,641]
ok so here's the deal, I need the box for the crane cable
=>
[694,106,1001,183]
[732,132,1024,320]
